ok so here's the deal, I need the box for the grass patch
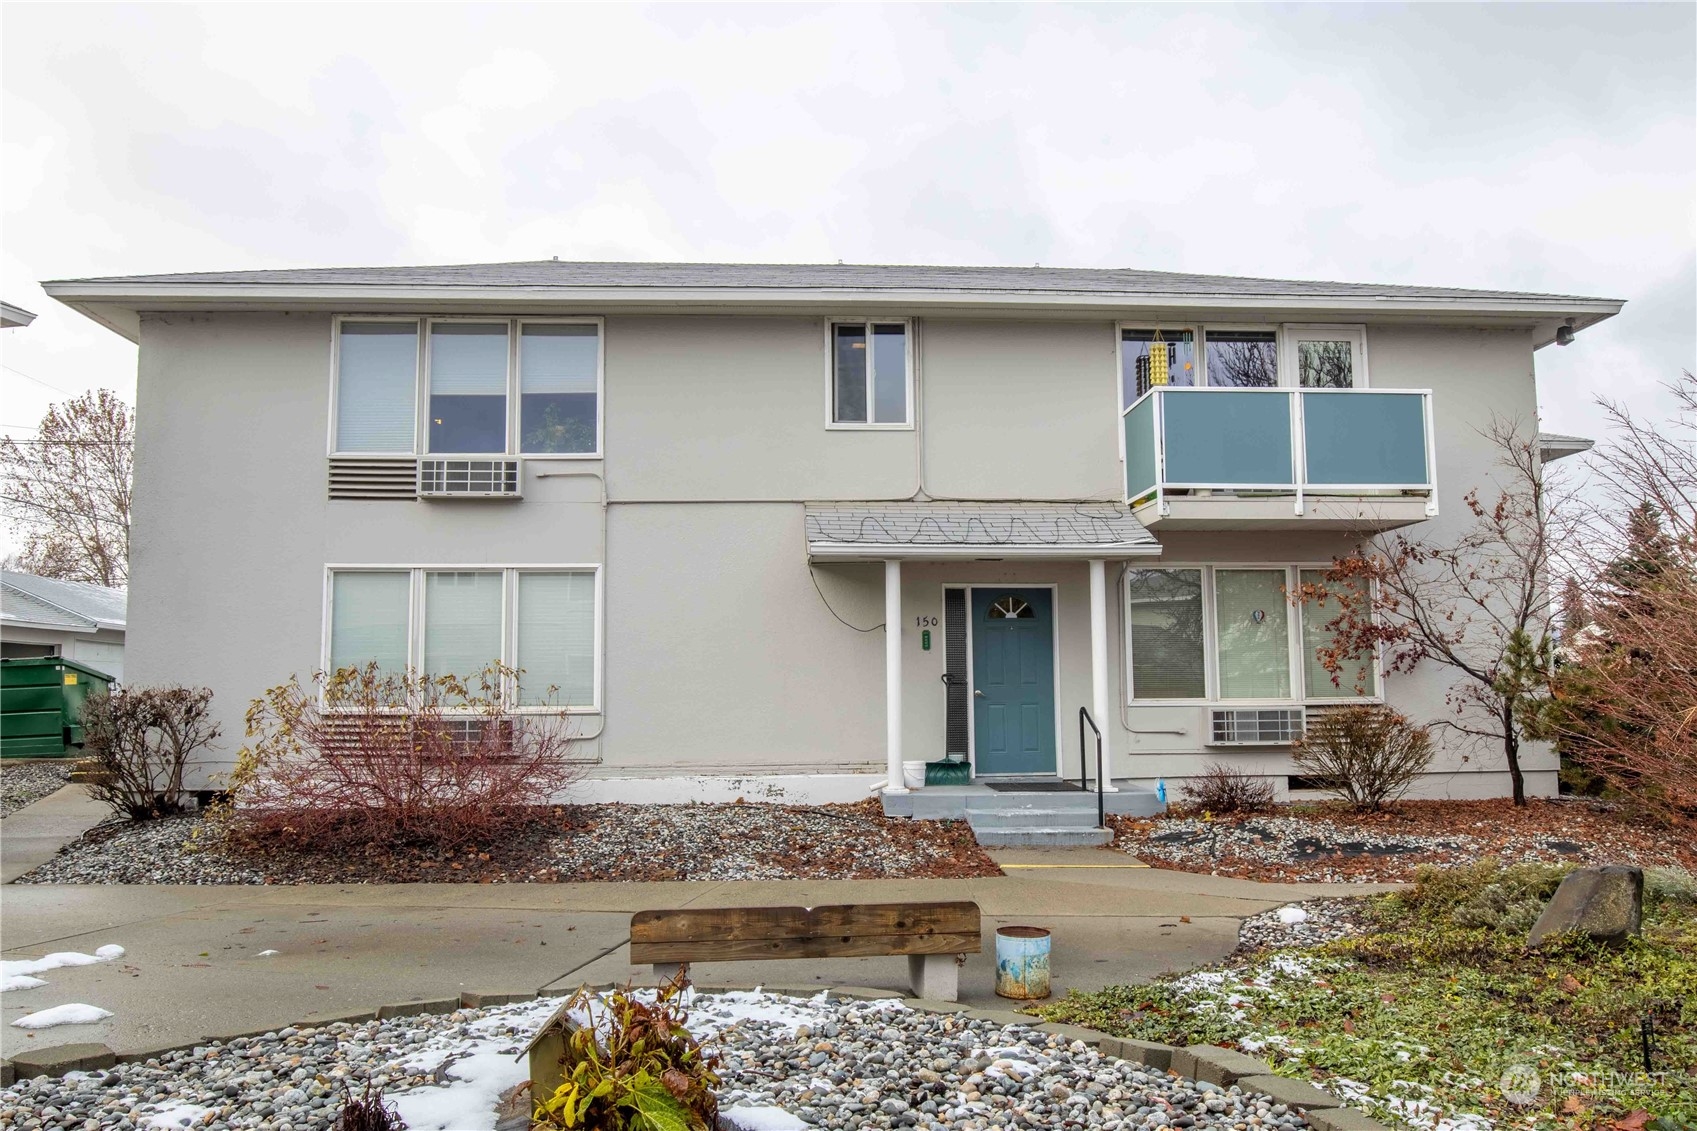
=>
[1040,861,1697,1129]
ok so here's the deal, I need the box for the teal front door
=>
[971,587,1057,776]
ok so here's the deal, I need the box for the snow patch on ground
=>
[95,944,126,960]
[722,1105,811,1130]
[1275,905,1309,924]
[1,948,120,978]
[10,1002,115,1028]
[1,974,48,993]
[144,1101,215,1129]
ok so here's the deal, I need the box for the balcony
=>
[1122,387,1437,530]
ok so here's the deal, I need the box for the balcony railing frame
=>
[1122,386,1439,520]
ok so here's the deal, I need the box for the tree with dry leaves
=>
[1299,420,1576,806]
[1547,373,1697,820]
[0,389,133,586]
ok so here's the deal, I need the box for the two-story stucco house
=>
[41,262,1620,839]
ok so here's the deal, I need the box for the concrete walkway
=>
[0,839,1398,1062]
[0,782,109,884]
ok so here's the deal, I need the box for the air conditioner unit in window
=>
[1207,707,1305,746]
[417,458,522,499]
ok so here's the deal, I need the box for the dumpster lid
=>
[0,656,117,683]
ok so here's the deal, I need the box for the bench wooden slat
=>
[630,931,981,964]
[630,902,980,946]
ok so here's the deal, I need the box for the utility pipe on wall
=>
[884,559,908,794]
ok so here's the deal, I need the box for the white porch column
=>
[884,558,908,794]
[1088,558,1118,792]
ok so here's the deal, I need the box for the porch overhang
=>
[805,502,1162,562]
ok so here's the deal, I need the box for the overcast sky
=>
[3,3,1693,482]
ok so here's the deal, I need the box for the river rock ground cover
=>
[1040,861,1697,1131]
[0,762,71,819]
[14,799,1000,884]
[0,990,1312,1131]
[1110,798,1697,884]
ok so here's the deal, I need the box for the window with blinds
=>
[520,324,599,455]
[335,323,419,453]
[325,567,599,709]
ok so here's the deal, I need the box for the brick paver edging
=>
[1,983,1393,1131]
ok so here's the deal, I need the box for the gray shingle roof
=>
[806,502,1158,558]
[47,260,1616,305]
[1,571,126,631]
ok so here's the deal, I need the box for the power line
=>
[1,364,80,395]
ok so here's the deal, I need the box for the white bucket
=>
[902,761,927,789]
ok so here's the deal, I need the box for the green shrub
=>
[1647,867,1697,912]
[1382,858,1574,935]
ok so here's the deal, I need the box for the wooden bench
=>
[629,901,981,1001]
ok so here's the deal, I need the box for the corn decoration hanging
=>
[1148,328,1169,386]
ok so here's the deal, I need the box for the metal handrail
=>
[1078,706,1105,830]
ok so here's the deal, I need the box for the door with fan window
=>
[971,588,1056,775]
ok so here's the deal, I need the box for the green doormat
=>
[925,758,971,786]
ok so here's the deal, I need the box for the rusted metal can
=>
[994,925,1051,999]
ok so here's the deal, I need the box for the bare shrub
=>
[1291,705,1433,811]
[229,663,584,851]
[78,686,220,820]
[334,1081,408,1131]
[1178,762,1276,814]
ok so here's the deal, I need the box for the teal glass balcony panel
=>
[1124,396,1158,500]
[1161,390,1293,487]
[1303,392,1429,487]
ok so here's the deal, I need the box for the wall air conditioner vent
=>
[417,458,522,499]
[1207,707,1304,746]
[328,457,419,500]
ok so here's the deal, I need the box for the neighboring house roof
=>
[806,501,1161,560]
[41,260,1622,348]
[1538,432,1596,463]
[0,571,126,634]
[0,300,36,329]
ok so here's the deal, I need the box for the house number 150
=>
[914,615,939,628]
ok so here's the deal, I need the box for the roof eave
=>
[808,542,1162,561]
[40,281,1625,345]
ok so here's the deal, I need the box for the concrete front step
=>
[970,826,1115,848]
[965,807,1103,830]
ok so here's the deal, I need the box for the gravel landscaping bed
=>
[1112,797,1697,883]
[0,992,1311,1131]
[14,799,1000,885]
[0,761,72,819]
[1233,899,1372,954]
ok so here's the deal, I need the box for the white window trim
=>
[824,317,916,430]
[322,563,604,713]
[1281,324,1370,389]
[1122,563,1382,707]
[328,315,605,459]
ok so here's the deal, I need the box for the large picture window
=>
[332,317,602,457]
[1124,565,1377,703]
[325,566,601,710]
[1117,324,1369,401]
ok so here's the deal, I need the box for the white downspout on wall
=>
[1088,558,1117,792]
[884,558,908,794]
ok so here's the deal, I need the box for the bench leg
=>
[651,962,685,984]
[908,953,960,1001]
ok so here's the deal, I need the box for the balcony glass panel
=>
[1124,395,1158,500]
[1161,390,1293,486]
[1303,392,1428,486]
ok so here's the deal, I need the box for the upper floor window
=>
[830,320,911,427]
[1119,324,1368,407]
[332,317,602,457]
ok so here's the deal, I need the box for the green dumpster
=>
[0,657,115,758]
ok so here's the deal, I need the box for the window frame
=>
[321,563,604,713]
[824,317,915,430]
[1198,324,1283,388]
[328,315,605,459]
[1281,324,1370,390]
[1122,563,1382,706]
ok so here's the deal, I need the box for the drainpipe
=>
[1088,558,1117,792]
[884,558,908,794]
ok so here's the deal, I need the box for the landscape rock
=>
[1526,865,1643,947]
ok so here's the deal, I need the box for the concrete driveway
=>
[0,837,1397,1062]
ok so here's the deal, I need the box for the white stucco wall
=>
[126,310,1555,797]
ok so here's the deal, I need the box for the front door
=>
[971,587,1056,775]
